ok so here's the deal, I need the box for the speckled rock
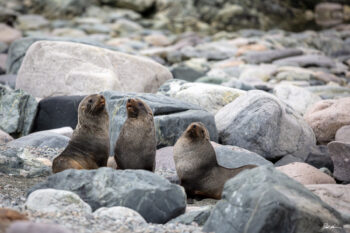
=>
[335,125,350,144]
[215,90,316,160]
[0,130,13,145]
[25,189,92,215]
[93,206,146,225]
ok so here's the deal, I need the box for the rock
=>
[276,162,336,185]
[155,147,176,171]
[203,166,343,233]
[328,141,350,182]
[31,95,85,132]
[215,145,272,168]
[24,0,89,19]
[7,131,69,149]
[0,75,16,89]
[6,222,72,233]
[180,42,237,60]
[336,125,350,144]
[144,34,171,47]
[158,81,246,114]
[17,14,49,30]
[28,168,186,224]
[305,145,334,172]
[315,3,343,27]
[103,91,218,153]
[0,146,52,177]
[0,24,21,45]
[273,54,336,68]
[0,130,13,144]
[6,36,117,74]
[16,41,172,98]
[93,206,146,225]
[274,154,304,167]
[99,0,155,13]
[306,184,350,220]
[0,84,38,137]
[304,97,350,143]
[215,90,316,160]
[168,206,212,226]
[273,84,321,115]
[0,208,28,233]
[242,49,303,64]
[170,60,209,82]
[25,189,92,215]
[239,64,277,83]
[306,86,350,99]
[44,127,73,138]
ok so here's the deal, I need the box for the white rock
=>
[26,189,92,215]
[273,84,321,115]
[16,41,173,98]
[93,206,146,224]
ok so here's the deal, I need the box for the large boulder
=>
[103,91,218,153]
[28,168,186,224]
[31,95,86,132]
[215,90,316,160]
[304,97,350,143]
[16,41,172,98]
[7,131,69,149]
[158,80,246,114]
[0,84,38,137]
[276,162,336,185]
[203,166,344,233]
[335,125,350,144]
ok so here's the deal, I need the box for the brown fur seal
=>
[0,208,28,233]
[52,94,109,173]
[114,98,156,172]
[173,122,256,199]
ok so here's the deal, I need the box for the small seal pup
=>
[52,94,110,173]
[114,98,156,172]
[174,122,256,199]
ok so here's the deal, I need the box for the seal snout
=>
[99,95,105,106]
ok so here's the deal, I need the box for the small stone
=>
[0,24,21,45]
[328,141,350,182]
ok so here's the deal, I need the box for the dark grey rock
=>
[242,49,303,64]
[215,145,272,168]
[328,141,350,182]
[203,166,344,233]
[215,90,316,160]
[168,206,212,226]
[102,91,218,154]
[0,41,7,53]
[180,42,237,61]
[170,65,207,82]
[28,168,186,224]
[7,131,69,149]
[305,145,333,172]
[0,84,38,137]
[275,154,304,167]
[6,37,118,74]
[0,74,16,89]
[273,54,336,68]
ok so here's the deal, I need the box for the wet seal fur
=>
[52,94,109,173]
[174,122,257,199]
[114,98,156,171]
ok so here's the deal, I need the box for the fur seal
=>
[114,98,156,171]
[0,208,28,233]
[52,94,110,173]
[173,122,256,199]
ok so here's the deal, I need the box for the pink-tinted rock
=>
[0,130,13,144]
[0,24,21,45]
[6,221,71,233]
[335,125,350,144]
[304,97,350,143]
[328,141,350,182]
[155,146,175,171]
[306,184,350,217]
[276,162,336,185]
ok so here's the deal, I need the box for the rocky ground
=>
[1,0,350,233]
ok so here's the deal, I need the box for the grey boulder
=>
[102,91,218,154]
[203,166,343,233]
[28,167,186,224]
[273,54,336,68]
[168,206,212,226]
[7,131,69,149]
[215,90,316,160]
[242,48,303,64]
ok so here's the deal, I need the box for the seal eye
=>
[138,102,143,107]
[88,99,93,104]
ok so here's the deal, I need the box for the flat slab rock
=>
[28,167,186,224]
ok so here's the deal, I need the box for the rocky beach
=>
[1,0,350,232]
